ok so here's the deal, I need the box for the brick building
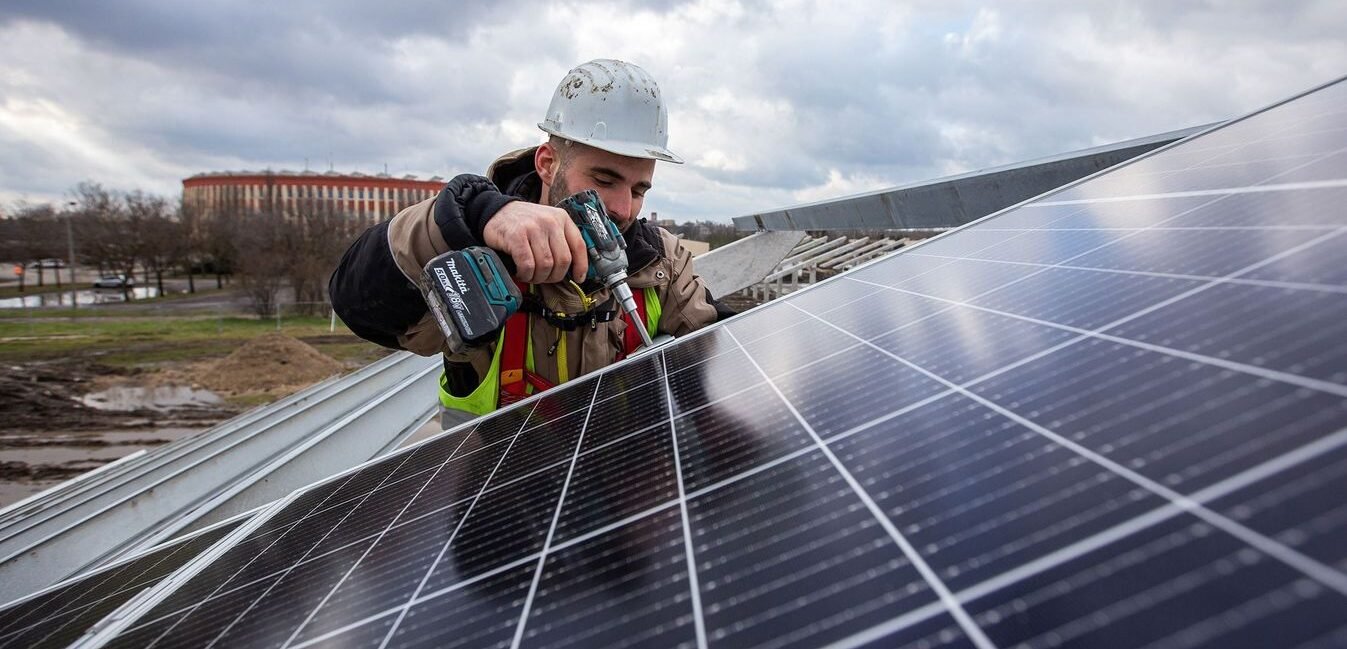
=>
[182,170,445,223]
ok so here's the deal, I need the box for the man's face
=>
[545,142,656,232]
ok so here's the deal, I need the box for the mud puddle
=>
[81,385,223,412]
[0,427,203,508]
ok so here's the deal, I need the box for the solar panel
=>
[79,77,1347,648]
[0,517,240,649]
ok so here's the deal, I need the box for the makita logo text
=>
[446,259,471,294]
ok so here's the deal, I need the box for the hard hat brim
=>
[538,124,685,165]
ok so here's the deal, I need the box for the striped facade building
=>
[182,170,445,223]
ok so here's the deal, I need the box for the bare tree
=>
[176,199,204,293]
[125,192,178,296]
[71,182,137,288]
[201,207,240,290]
[233,210,289,316]
[285,198,361,315]
[5,203,64,291]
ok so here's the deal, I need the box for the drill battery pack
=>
[420,247,522,353]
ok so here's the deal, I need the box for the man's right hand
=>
[483,201,589,285]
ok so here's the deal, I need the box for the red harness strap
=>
[498,284,551,406]
[498,286,649,407]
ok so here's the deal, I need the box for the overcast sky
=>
[2,1,1344,222]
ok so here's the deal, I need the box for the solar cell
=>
[81,77,1347,648]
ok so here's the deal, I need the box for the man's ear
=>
[535,143,558,186]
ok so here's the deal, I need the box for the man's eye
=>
[595,178,615,187]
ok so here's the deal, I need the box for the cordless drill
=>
[556,190,655,349]
[420,190,656,354]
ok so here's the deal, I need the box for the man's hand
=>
[483,201,589,285]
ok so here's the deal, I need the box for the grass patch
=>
[0,315,377,367]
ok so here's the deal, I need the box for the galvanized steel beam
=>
[732,124,1211,232]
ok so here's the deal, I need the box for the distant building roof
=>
[183,169,445,184]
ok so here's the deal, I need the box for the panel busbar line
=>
[84,77,1347,648]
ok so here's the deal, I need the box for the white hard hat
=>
[538,59,683,164]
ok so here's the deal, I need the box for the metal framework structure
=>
[742,234,909,301]
[732,124,1211,232]
[0,351,440,602]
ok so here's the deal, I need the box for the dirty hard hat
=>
[538,59,683,164]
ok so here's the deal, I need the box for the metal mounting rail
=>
[0,353,402,528]
[0,351,440,603]
[0,352,416,548]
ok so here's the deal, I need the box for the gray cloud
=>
[2,0,1344,220]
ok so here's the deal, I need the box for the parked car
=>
[93,274,135,289]
[33,258,67,269]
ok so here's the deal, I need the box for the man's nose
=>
[602,190,633,226]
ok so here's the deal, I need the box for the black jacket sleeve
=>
[328,174,517,350]
[434,174,518,250]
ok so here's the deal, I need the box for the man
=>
[330,59,731,428]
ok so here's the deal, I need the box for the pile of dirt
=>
[202,333,344,396]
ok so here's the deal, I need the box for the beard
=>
[545,169,572,208]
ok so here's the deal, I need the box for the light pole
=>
[65,201,77,285]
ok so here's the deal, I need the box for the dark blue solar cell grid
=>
[423,465,566,593]
[662,328,737,372]
[1108,283,1347,385]
[1244,235,1347,285]
[579,380,667,451]
[1208,443,1347,571]
[965,266,1205,330]
[738,316,859,377]
[889,258,1045,302]
[846,251,962,288]
[830,393,1166,590]
[671,381,811,493]
[969,202,1087,229]
[862,304,1080,385]
[289,509,463,644]
[1067,227,1327,277]
[1161,187,1347,227]
[520,508,696,649]
[968,338,1347,493]
[686,450,936,648]
[192,536,376,647]
[554,423,677,542]
[1265,149,1347,185]
[1041,195,1213,229]
[771,342,946,436]
[810,288,948,342]
[86,78,1347,649]
[1155,154,1325,190]
[965,514,1347,649]
[957,228,1126,265]
[386,563,534,649]
[666,347,762,413]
